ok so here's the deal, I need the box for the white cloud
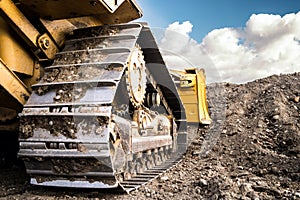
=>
[157,12,300,83]
[165,21,193,36]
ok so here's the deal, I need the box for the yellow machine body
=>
[172,68,212,125]
[0,0,142,129]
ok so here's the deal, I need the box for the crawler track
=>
[18,23,187,192]
[120,156,181,192]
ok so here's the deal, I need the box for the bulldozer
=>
[0,0,210,192]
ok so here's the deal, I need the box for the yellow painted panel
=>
[178,89,196,95]
[0,59,30,105]
[184,103,199,123]
[0,17,35,76]
[196,69,212,125]
[180,95,198,104]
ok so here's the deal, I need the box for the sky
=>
[135,0,300,83]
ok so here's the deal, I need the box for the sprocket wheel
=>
[126,44,147,108]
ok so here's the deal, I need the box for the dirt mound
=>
[131,72,300,199]
[0,73,299,199]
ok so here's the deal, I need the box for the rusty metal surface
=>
[0,17,35,76]
[0,0,39,49]
[0,0,59,59]
[0,59,31,105]
[19,0,142,21]
[131,135,172,153]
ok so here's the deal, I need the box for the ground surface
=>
[0,73,300,199]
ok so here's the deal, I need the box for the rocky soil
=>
[0,72,300,199]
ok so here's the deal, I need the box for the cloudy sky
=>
[136,0,300,83]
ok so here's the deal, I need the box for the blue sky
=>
[134,0,300,83]
[136,0,300,41]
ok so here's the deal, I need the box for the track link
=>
[18,23,187,192]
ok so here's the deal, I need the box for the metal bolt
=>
[39,37,50,50]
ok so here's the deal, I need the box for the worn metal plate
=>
[26,86,116,107]
[30,179,118,188]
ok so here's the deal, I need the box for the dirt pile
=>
[0,73,299,199]
[131,72,300,199]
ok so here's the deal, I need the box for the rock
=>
[272,115,280,120]
[192,151,201,156]
[160,176,169,181]
[294,192,300,198]
[176,179,184,184]
[227,131,237,136]
[237,166,244,170]
[211,194,219,200]
[246,191,260,200]
[266,129,272,133]
[77,144,87,152]
[199,178,208,186]
[294,96,300,103]
[54,95,61,101]
[168,192,174,197]
[240,183,253,196]
[271,166,280,174]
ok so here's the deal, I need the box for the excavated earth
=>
[0,72,300,199]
